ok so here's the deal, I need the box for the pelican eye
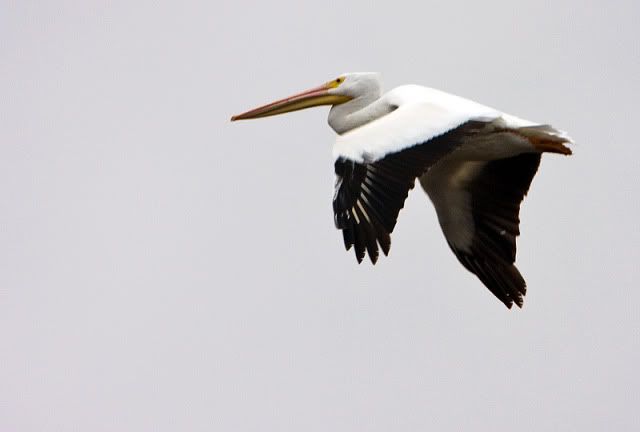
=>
[327,77,345,89]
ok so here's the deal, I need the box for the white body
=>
[232,72,572,308]
[332,83,564,162]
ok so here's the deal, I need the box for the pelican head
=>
[230,73,382,121]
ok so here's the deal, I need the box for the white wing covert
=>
[332,86,501,163]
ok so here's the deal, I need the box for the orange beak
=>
[231,83,351,121]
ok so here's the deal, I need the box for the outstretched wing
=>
[333,121,485,264]
[420,153,542,308]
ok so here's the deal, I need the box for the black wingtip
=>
[513,294,524,309]
[378,234,391,256]
[342,229,353,251]
[452,248,528,310]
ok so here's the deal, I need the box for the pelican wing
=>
[420,153,542,308]
[333,121,485,264]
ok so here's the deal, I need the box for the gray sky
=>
[2,1,639,430]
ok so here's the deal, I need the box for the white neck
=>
[328,89,393,135]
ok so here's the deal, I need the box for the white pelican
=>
[231,73,572,308]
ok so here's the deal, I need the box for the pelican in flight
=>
[231,73,572,308]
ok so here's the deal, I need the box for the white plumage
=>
[232,72,572,308]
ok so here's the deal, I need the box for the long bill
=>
[230,83,351,121]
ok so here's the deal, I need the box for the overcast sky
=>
[2,1,639,431]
